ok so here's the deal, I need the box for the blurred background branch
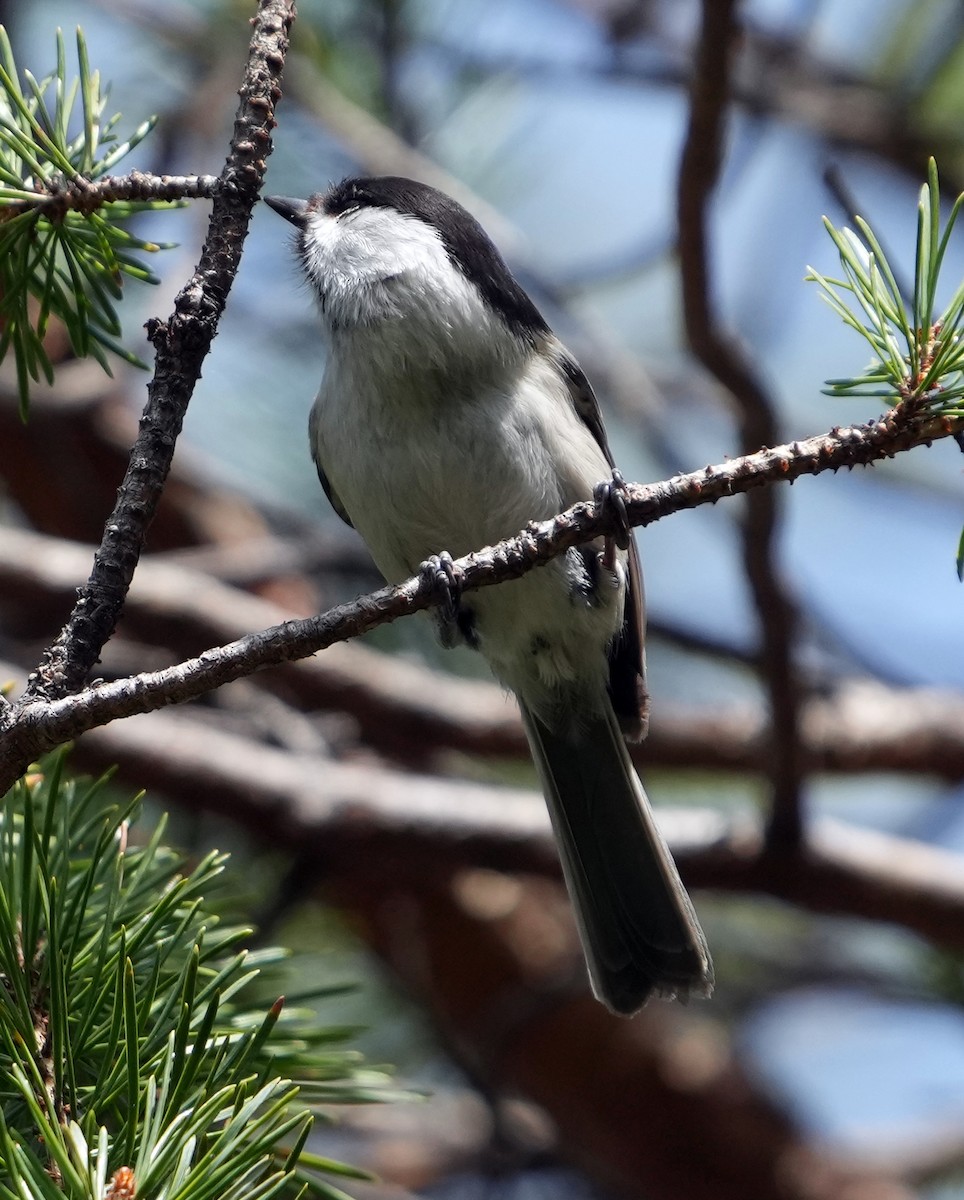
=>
[678,0,806,852]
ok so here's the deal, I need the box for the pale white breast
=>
[313,346,606,570]
[302,200,625,712]
[311,341,624,712]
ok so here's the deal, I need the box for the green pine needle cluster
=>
[808,158,964,577]
[0,753,386,1200]
[808,158,964,414]
[0,28,173,416]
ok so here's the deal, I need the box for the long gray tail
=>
[520,700,713,1015]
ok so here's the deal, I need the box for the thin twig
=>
[678,0,806,851]
[0,171,220,220]
[18,0,295,704]
[0,405,956,792]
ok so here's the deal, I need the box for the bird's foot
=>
[593,469,632,571]
[419,552,465,648]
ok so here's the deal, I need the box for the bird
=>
[266,176,712,1014]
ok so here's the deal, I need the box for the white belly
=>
[311,349,626,713]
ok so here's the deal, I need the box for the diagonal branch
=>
[19,0,295,704]
[0,405,957,793]
[678,0,806,851]
[4,528,964,779]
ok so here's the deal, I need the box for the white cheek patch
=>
[304,208,449,287]
[352,207,453,276]
[302,206,494,336]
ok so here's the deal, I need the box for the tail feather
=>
[520,700,713,1015]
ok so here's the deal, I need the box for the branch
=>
[678,0,806,850]
[19,0,295,703]
[3,527,964,778]
[0,170,220,219]
[65,705,964,961]
[0,406,957,793]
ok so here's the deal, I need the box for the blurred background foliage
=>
[4,0,964,1197]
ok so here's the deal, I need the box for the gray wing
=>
[554,342,620,467]
[308,403,354,528]
[551,340,649,740]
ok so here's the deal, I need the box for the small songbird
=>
[267,177,712,1014]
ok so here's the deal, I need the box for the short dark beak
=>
[265,195,309,226]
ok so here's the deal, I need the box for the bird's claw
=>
[419,551,464,645]
[594,469,632,570]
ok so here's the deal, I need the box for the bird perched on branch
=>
[267,176,712,1014]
